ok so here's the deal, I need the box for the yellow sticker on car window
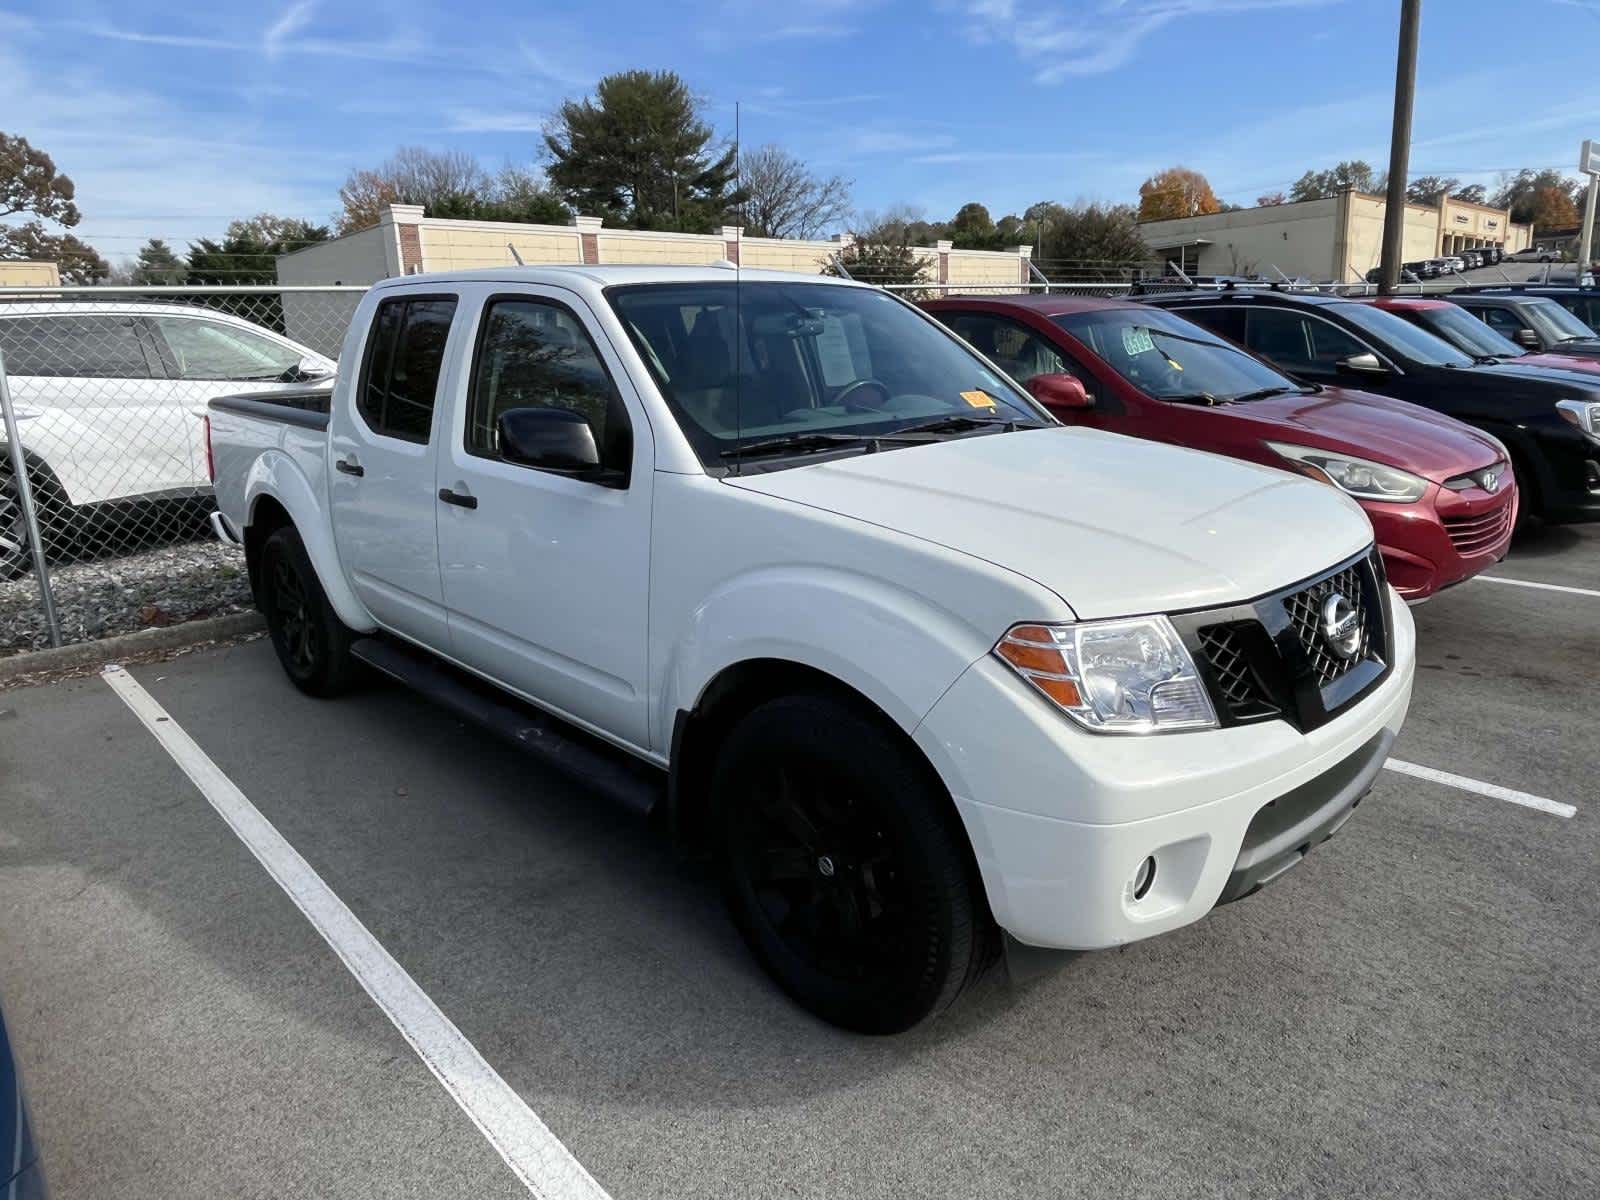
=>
[961,389,998,409]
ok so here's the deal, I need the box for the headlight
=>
[995,617,1217,735]
[1556,399,1600,443]
[1265,441,1428,502]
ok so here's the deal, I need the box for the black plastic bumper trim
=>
[1216,727,1395,906]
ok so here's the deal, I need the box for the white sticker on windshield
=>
[815,316,858,386]
[1122,325,1157,356]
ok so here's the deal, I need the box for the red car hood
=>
[1515,351,1600,376]
[1241,386,1501,482]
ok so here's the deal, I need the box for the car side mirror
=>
[1336,351,1387,375]
[497,406,601,473]
[1025,372,1093,413]
[1515,329,1540,349]
[282,356,334,384]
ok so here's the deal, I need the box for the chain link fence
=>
[0,286,363,656]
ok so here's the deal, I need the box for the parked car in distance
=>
[1366,266,1422,284]
[1461,251,1482,270]
[1508,245,1561,263]
[1448,292,1600,359]
[1,995,46,1199]
[0,302,335,578]
[922,294,1514,601]
[1405,260,1441,279]
[206,265,1415,1033]
[1142,287,1600,524]
[1452,285,1600,337]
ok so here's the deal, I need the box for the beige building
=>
[1139,190,1533,283]
[278,204,1032,288]
[0,261,62,287]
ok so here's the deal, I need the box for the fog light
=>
[1132,856,1156,901]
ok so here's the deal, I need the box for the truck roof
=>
[371,264,864,293]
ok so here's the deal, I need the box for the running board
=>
[350,637,662,818]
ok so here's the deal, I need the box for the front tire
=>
[710,692,991,1034]
[260,525,357,697]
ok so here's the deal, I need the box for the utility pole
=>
[1378,0,1422,295]
[1577,140,1598,288]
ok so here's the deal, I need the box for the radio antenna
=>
[733,99,743,472]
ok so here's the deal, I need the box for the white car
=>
[0,302,333,577]
[1507,245,1562,263]
[206,266,1415,1033]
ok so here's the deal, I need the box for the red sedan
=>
[921,294,1517,601]
[1358,294,1600,379]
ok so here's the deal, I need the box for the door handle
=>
[335,457,364,477]
[438,487,478,510]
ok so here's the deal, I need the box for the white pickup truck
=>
[207,265,1415,1033]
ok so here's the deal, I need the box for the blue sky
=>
[3,0,1599,263]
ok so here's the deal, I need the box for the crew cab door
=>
[328,291,461,646]
[435,285,653,749]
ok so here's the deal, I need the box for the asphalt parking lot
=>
[2,526,1596,1199]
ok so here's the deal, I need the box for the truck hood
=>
[1243,387,1501,481]
[727,427,1373,619]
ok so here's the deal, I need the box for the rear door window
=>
[1244,309,1316,370]
[357,296,458,443]
[1478,306,1527,340]
[0,314,160,378]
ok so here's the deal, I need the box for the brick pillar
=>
[572,215,603,265]
[379,204,426,276]
[936,239,952,286]
[721,225,743,265]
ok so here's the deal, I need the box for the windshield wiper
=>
[1162,391,1226,406]
[721,432,880,461]
[891,414,1026,436]
[1228,386,1300,403]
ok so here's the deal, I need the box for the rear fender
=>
[244,450,375,632]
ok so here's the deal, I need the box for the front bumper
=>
[913,589,1415,951]
[1367,484,1516,602]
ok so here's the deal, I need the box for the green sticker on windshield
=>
[1122,325,1157,356]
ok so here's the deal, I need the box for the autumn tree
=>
[1256,192,1288,207]
[1530,185,1579,231]
[1137,166,1221,221]
[544,69,743,232]
[1493,168,1585,226]
[0,131,109,283]
[738,145,850,240]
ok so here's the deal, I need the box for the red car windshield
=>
[1054,307,1301,402]
[1407,306,1525,359]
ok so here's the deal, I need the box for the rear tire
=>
[0,460,71,582]
[260,525,358,697]
[710,692,991,1034]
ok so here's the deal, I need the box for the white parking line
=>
[1479,575,1600,599]
[101,664,611,1200]
[1384,758,1577,819]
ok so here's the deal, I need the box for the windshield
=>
[1336,301,1474,367]
[607,281,1044,466]
[1053,306,1299,401]
[1410,306,1524,359]
[1523,297,1598,343]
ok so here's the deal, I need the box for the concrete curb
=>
[0,611,265,683]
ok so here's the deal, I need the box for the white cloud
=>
[264,1,317,58]
[965,0,1342,81]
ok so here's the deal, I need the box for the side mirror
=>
[497,406,601,473]
[282,356,334,384]
[1336,351,1387,375]
[1025,372,1093,413]
[1515,328,1540,349]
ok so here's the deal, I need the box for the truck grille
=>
[1443,497,1514,556]
[1176,549,1391,733]
[1283,563,1371,688]
[1197,623,1280,720]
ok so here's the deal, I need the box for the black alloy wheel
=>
[260,525,357,696]
[712,692,989,1034]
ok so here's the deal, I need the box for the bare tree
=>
[738,144,851,240]
[336,146,496,232]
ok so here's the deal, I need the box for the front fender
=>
[244,450,375,632]
[656,564,995,748]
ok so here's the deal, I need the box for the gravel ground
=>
[0,539,253,655]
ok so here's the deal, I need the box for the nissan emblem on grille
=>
[1320,593,1362,659]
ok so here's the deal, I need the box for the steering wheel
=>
[834,378,892,412]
